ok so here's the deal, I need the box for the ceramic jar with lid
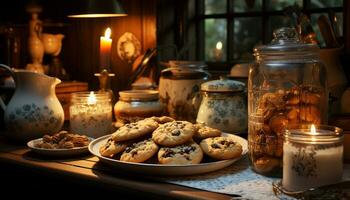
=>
[159,61,210,122]
[196,78,247,133]
[114,90,165,124]
[248,27,328,177]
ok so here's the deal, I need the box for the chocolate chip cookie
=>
[158,141,203,164]
[152,121,195,147]
[151,116,175,124]
[120,138,159,163]
[99,138,129,157]
[200,136,242,160]
[193,123,222,140]
[111,118,159,142]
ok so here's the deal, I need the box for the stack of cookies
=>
[99,116,243,165]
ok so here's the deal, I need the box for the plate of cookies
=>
[27,130,93,157]
[89,116,248,175]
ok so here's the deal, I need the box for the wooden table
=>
[0,137,238,200]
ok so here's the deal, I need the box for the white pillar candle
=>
[282,124,343,192]
[70,91,112,138]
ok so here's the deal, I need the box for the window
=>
[196,0,344,70]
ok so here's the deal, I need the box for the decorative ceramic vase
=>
[42,33,64,56]
[0,64,64,142]
[159,61,210,122]
[196,78,247,133]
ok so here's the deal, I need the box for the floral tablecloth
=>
[163,156,350,200]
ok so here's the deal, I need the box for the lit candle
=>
[100,28,112,69]
[214,41,223,61]
[282,124,343,192]
[70,91,112,138]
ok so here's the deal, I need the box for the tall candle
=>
[282,124,343,192]
[100,27,112,69]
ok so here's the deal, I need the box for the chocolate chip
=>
[219,140,235,146]
[131,150,138,157]
[171,129,181,136]
[180,146,195,154]
[162,149,175,158]
[125,147,132,153]
[211,143,221,149]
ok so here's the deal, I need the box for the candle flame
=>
[88,91,97,105]
[310,124,316,135]
[104,28,111,39]
[216,41,222,50]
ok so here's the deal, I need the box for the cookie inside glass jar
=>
[249,85,326,177]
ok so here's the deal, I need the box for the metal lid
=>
[201,78,245,93]
[119,90,159,101]
[254,27,319,55]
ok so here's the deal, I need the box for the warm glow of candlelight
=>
[310,124,317,135]
[100,27,112,68]
[88,91,97,105]
[104,28,111,39]
[216,41,222,50]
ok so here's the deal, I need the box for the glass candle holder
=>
[70,91,112,138]
[282,124,343,192]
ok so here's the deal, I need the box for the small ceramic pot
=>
[196,78,247,133]
[159,61,210,122]
[114,90,165,124]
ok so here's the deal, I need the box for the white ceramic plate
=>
[27,137,92,157]
[89,133,248,176]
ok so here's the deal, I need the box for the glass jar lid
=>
[201,78,245,93]
[71,91,111,104]
[119,90,159,101]
[254,27,319,55]
[285,124,343,144]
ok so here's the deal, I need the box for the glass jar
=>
[282,125,343,192]
[70,91,112,138]
[248,27,328,177]
[159,60,210,122]
[114,90,165,124]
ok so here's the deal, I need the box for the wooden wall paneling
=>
[141,0,157,51]
[64,0,157,94]
[344,0,350,81]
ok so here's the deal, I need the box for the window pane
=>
[233,0,262,12]
[267,16,293,42]
[234,17,262,61]
[205,0,226,14]
[310,0,343,8]
[267,0,302,11]
[335,12,343,36]
[205,19,227,62]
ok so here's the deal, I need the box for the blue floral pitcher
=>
[0,64,64,142]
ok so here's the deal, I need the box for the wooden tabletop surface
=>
[0,136,239,200]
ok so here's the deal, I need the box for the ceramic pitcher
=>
[0,64,64,142]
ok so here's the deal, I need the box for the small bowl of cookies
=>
[89,116,248,175]
[27,130,92,157]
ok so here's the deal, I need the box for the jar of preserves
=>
[248,27,328,177]
[114,90,165,124]
[159,61,210,122]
